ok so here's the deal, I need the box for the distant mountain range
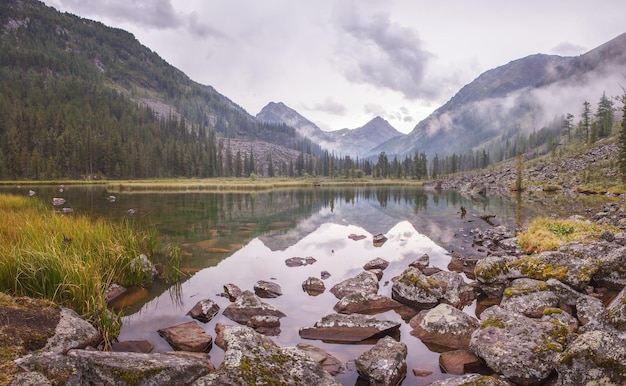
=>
[256,102,402,157]
[2,0,626,170]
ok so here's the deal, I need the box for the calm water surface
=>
[2,184,611,385]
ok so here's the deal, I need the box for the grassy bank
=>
[0,194,180,344]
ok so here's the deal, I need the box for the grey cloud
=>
[57,0,218,37]
[334,7,434,100]
[312,97,347,116]
[364,103,415,124]
[550,41,587,56]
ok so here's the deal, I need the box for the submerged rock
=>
[158,321,212,352]
[193,324,339,385]
[355,336,407,386]
[299,313,401,343]
[296,343,345,376]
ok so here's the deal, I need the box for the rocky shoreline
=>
[3,140,626,385]
[4,199,625,385]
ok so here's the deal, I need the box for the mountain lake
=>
[0,184,615,385]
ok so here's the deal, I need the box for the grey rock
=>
[429,270,477,309]
[302,276,325,295]
[329,270,379,299]
[333,292,403,315]
[409,303,479,351]
[556,329,626,385]
[44,307,101,354]
[470,305,570,385]
[426,373,515,385]
[187,298,220,323]
[193,324,339,385]
[15,350,213,386]
[299,313,401,343]
[363,257,389,271]
[253,280,283,298]
[157,321,212,352]
[222,290,286,324]
[296,343,345,376]
[355,336,407,386]
[500,278,559,318]
[391,267,443,309]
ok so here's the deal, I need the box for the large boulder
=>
[329,271,379,299]
[429,270,477,309]
[410,303,479,351]
[470,306,570,385]
[499,278,559,318]
[391,267,443,309]
[299,313,401,343]
[555,329,626,385]
[44,307,102,354]
[355,336,407,386]
[222,290,286,324]
[593,245,626,288]
[14,350,213,386]
[193,324,339,385]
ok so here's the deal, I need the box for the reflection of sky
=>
[119,219,451,385]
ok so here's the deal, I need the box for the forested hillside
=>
[0,0,317,179]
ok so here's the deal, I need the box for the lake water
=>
[1,184,610,385]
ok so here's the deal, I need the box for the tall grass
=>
[0,194,179,345]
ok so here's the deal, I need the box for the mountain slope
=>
[256,102,401,157]
[374,33,626,159]
[0,0,303,146]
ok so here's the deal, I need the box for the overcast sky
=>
[42,0,626,133]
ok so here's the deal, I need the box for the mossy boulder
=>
[470,305,571,385]
[195,324,339,385]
